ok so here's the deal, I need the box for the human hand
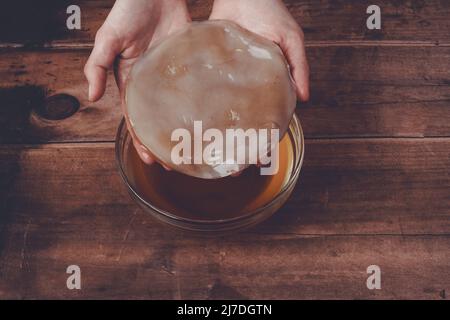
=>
[210,0,309,101]
[84,0,191,164]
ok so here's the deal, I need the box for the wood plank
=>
[0,49,117,143]
[0,139,449,299]
[1,46,449,143]
[2,1,450,45]
[1,139,449,237]
[0,230,448,299]
[1,139,449,299]
[289,0,450,42]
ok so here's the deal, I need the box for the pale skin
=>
[84,0,309,166]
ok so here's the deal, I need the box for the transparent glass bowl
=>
[115,114,304,234]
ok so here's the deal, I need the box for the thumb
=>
[84,29,122,102]
[280,31,310,102]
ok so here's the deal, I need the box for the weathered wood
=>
[1,46,449,143]
[0,140,449,299]
[0,49,118,143]
[2,1,450,45]
[0,230,448,299]
[1,139,449,236]
[1,0,449,301]
[287,0,450,42]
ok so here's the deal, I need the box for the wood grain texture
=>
[1,46,449,143]
[1,0,449,301]
[0,49,117,143]
[0,139,449,299]
[1,232,449,299]
[2,139,449,236]
[2,1,450,45]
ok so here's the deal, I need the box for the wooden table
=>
[0,0,449,299]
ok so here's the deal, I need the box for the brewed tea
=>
[126,131,295,220]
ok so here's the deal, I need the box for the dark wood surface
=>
[0,1,449,299]
[2,0,450,45]
[2,46,450,143]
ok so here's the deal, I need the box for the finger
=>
[131,134,172,171]
[84,29,121,102]
[114,57,135,94]
[281,31,310,102]
[132,139,155,165]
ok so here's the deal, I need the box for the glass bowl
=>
[115,113,304,234]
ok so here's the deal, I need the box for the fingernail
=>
[88,83,93,101]
[141,152,155,165]
[141,152,150,161]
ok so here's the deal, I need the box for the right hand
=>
[84,0,191,164]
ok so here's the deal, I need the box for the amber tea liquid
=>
[126,133,294,221]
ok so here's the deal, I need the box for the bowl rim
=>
[115,114,305,226]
